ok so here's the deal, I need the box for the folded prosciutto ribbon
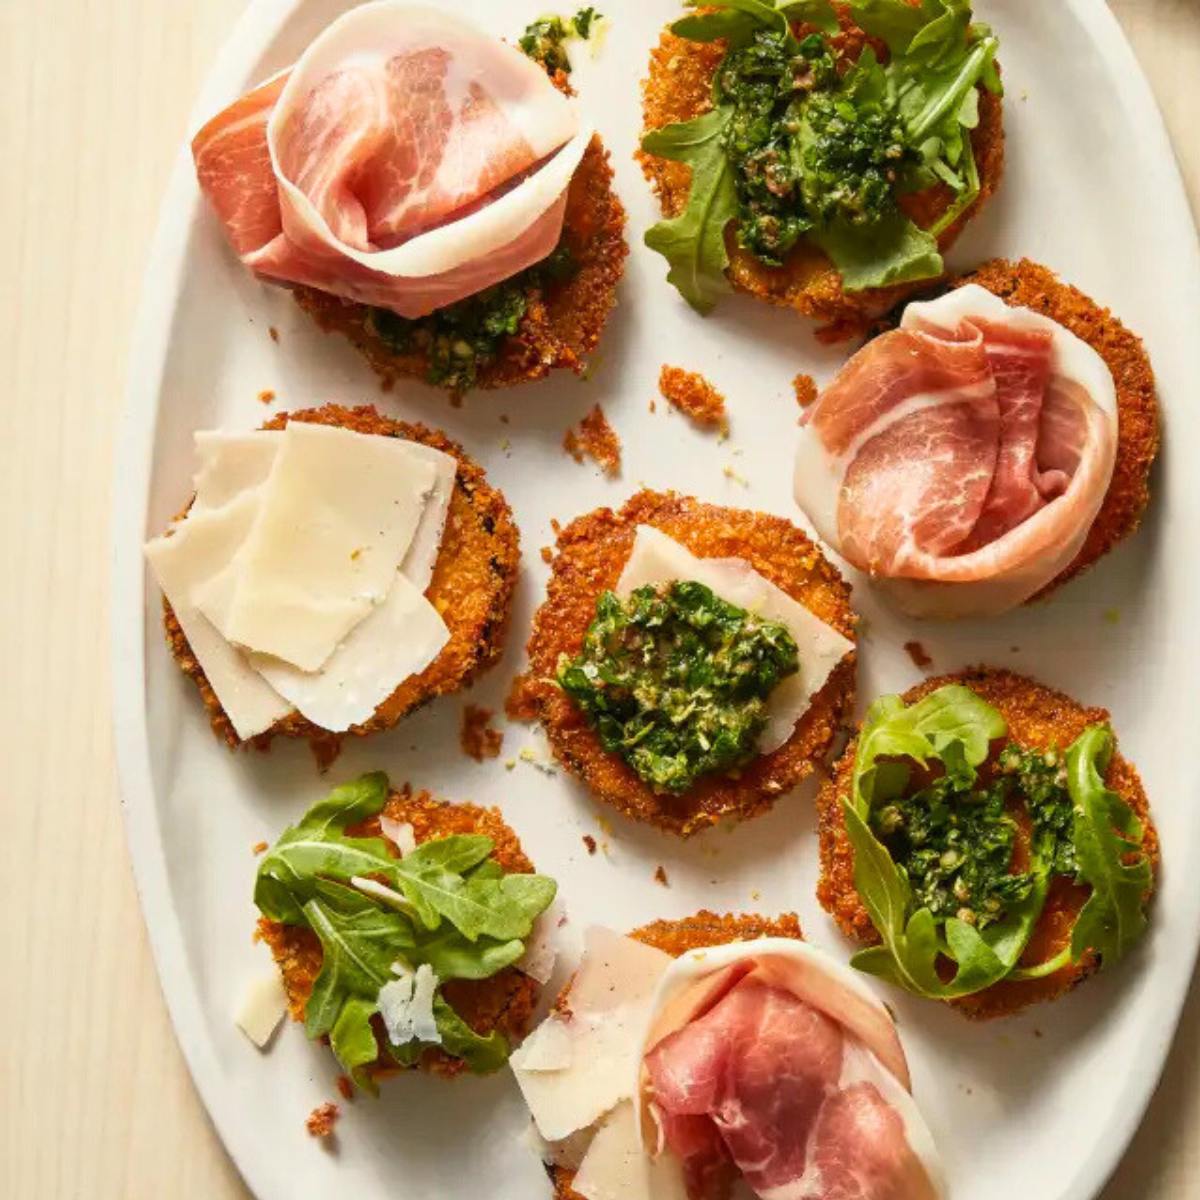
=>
[191,2,591,318]
[638,943,944,1200]
[794,285,1119,618]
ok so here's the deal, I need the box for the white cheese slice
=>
[379,816,417,857]
[192,430,282,511]
[234,972,289,1048]
[516,895,565,985]
[395,440,457,592]
[248,570,449,732]
[143,495,292,739]
[572,1102,688,1200]
[378,962,441,1047]
[615,525,855,754]
[510,927,671,1142]
[209,421,438,671]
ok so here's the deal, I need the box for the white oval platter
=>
[112,2,1200,1199]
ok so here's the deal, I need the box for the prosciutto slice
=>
[793,285,1118,617]
[639,942,943,1200]
[192,2,590,317]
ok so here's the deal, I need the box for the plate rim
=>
[109,3,1200,1199]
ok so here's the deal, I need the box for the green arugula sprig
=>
[255,773,556,1086]
[642,0,1000,310]
[843,688,1153,1000]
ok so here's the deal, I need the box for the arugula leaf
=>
[778,0,839,34]
[1067,726,1152,966]
[255,772,397,923]
[809,211,943,292]
[394,837,556,940]
[330,997,383,1093]
[431,995,510,1074]
[672,0,789,45]
[643,108,738,313]
[851,684,1007,815]
[302,880,412,1041]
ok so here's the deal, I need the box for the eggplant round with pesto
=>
[257,772,557,1086]
[638,0,1005,331]
[816,667,1158,1018]
[512,490,857,836]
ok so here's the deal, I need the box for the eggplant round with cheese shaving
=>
[156,405,520,752]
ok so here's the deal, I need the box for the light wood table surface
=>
[2,2,1196,1196]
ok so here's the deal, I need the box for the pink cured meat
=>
[191,3,586,318]
[793,285,1118,617]
[643,975,940,1200]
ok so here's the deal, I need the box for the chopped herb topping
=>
[519,7,602,76]
[368,244,575,391]
[557,581,799,793]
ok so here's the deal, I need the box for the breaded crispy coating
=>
[815,668,1159,1019]
[258,786,542,1082]
[951,259,1160,600]
[563,404,622,475]
[514,490,857,835]
[292,135,628,392]
[162,404,520,755]
[638,6,1004,336]
[550,910,803,1200]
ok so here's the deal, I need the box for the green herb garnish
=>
[519,8,603,76]
[368,243,576,392]
[842,687,1152,1000]
[255,773,556,1086]
[557,581,799,793]
[642,0,1000,310]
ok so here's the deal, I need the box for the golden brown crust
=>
[658,365,729,432]
[257,786,541,1082]
[638,5,1004,336]
[951,259,1160,599]
[162,403,520,754]
[551,910,803,1200]
[514,489,857,836]
[291,134,628,392]
[815,667,1159,1019]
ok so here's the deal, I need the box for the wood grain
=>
[1,2,1195,1197]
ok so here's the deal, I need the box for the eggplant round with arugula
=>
[638,0,1004,332]
[816,668,1158,1018]
[256,773,557,1086]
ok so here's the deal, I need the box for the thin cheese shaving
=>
[378,961,441,1047]
[234,972,289,1048]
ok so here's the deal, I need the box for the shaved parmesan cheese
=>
[616,525,854,753]
[250,571,449,731]
[378,962,440,1047]
[395,440,456,592]
[192,430,282,511]
[143,494,292,739]
[516,896,564,985]
[211,422,437,671]
[350,876,417,918]
[235,972,289,1048]
[510,928,671,1142]
[379,817,417,856]
[572,1103,688,1200]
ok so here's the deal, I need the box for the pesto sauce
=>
[872,744,1076,929]
[557,581,800,794]
[519,7,601,76]
[714,30,915,265]
[368,244,575,391]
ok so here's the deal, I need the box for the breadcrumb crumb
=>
[268,326,279,343]
[583,834,598,855]
[252,840,268,856]
[540,546,554,564]
[460,704,503,762]
[792,373,818,409]
[306,1102,339,1138]
[658,365,729,433]
[654,865,670,886]
[564,404,621,476]
[257,389,276,404]
[334,1075,354,1101]
[903,641,933,670]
